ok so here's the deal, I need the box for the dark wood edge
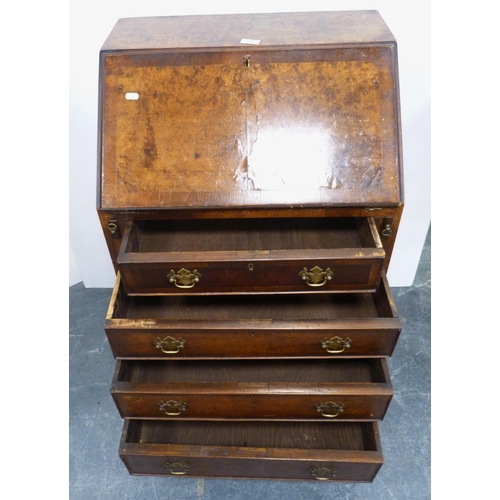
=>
[96,52,106,210]
[99,207,401,219]
[113,355,398,361]
[100,41,397,62]
[392,41,405,205]
[119,444,385,463]
[111,382,394,396]
[380,271,400,319]
[379,358,393,389]
[117,249,386,264]
[106,318,402,330]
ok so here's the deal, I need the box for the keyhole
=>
[248,263,254,271]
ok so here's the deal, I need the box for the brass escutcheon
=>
[310,466,336,480]
[167,268,201,289]
[299,266,333,287]
[321,336,351,354]
[154,336,185,354]
[158,400,187,416]
[165,462,190,475]
[316,402,344,418]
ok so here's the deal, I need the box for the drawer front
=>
[121,450,382,482]
[117,217,385,295]
[118,258,383,295]
[119,420,383,482]
[106,327,401,359]
[111,358,393,421]
[112,393,392,421]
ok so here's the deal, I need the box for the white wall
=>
[69,241,82,286]
[69,0,430,288]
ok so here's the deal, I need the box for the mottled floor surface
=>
[69,226,431,500]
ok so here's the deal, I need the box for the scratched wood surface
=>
[123,420,378,451]
[101,11,394,51]
[98,12,402,210]
[125,218,373,253]
[116,358,386,383]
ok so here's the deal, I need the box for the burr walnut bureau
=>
[97,10,404,482]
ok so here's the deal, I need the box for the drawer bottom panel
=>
[119,420,383,481]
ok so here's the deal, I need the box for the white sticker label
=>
[240,38,260,45]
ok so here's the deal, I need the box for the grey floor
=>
[69,226,431,500]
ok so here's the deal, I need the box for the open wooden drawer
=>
[105,272,401,359]
[116,217,385,295]
[119,420,383,481]
[111,358,392,421]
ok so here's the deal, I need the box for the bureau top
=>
[101,11,395,52]
[98,11,403,211]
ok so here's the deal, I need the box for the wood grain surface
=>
[98,11,402,209]
[101,11,394,50]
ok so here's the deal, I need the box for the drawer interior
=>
[116,359,387,384]
[124,217,381,253]
[124,420,379,451]
[111,283,394,320]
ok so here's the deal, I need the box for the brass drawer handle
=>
[316,402,344,418]
[154,336,185,354]
[381,223,393,237]
[299,266,333,287]
[167,268,201,289]
[165,462,190,475]
[310,466,336,481]
[321,336,351,354]
[158,400,187,416]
